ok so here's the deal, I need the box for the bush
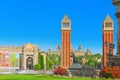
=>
[100,66,120,78]
[34,64,41,70]
[54,66,67,76]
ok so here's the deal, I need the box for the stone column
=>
[33,51,36,66]
[41,53,46,70]
[117,18,120,54]
[44,54,46,70]
[23,53,26,70]
[33,49,38,66]
[112,0,120,54]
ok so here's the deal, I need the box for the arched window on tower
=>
[105,23,112,28]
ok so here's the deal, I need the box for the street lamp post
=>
[104,41,115,55]
[104,42,115,66]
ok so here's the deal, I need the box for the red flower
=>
[54,66,67,76]
[100,66,120,78]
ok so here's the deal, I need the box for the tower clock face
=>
[63,23,69,27]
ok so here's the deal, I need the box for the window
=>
[63,23,69,27]
[105,23,112,28]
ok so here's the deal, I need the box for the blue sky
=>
[0,0,117,54]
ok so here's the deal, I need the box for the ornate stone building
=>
[47,44,92,57]
[47,45,61,55]
[71,45,92,57]
[0,43,38,70]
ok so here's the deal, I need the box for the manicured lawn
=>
[0,74,111,80]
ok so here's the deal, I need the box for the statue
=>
[71,52,76,63]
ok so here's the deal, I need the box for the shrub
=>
[100,66,120,78]
[54,66,67,76]
[34,64,41,70]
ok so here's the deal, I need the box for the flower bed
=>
[54,66,67,76]
[100,66,120,78]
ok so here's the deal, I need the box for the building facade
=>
[47,45,61,55]
[102,15,114,67]
[0,43,38,70]
[71,45,92,57]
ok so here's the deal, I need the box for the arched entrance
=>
[26,57,33,70]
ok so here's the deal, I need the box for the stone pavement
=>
[0,70,54,75]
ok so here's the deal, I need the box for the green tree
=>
[94,53,101,59]
[46,54,61,70]
[38,53,44,69]
[76,56,83,64]
[88,58,95,66]
[75,53,101,67]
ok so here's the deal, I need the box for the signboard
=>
[0,53,20,67]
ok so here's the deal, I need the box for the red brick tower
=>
[102,15,114,67]
[61,15,71,68]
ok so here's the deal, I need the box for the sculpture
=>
[71,52,76,63]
